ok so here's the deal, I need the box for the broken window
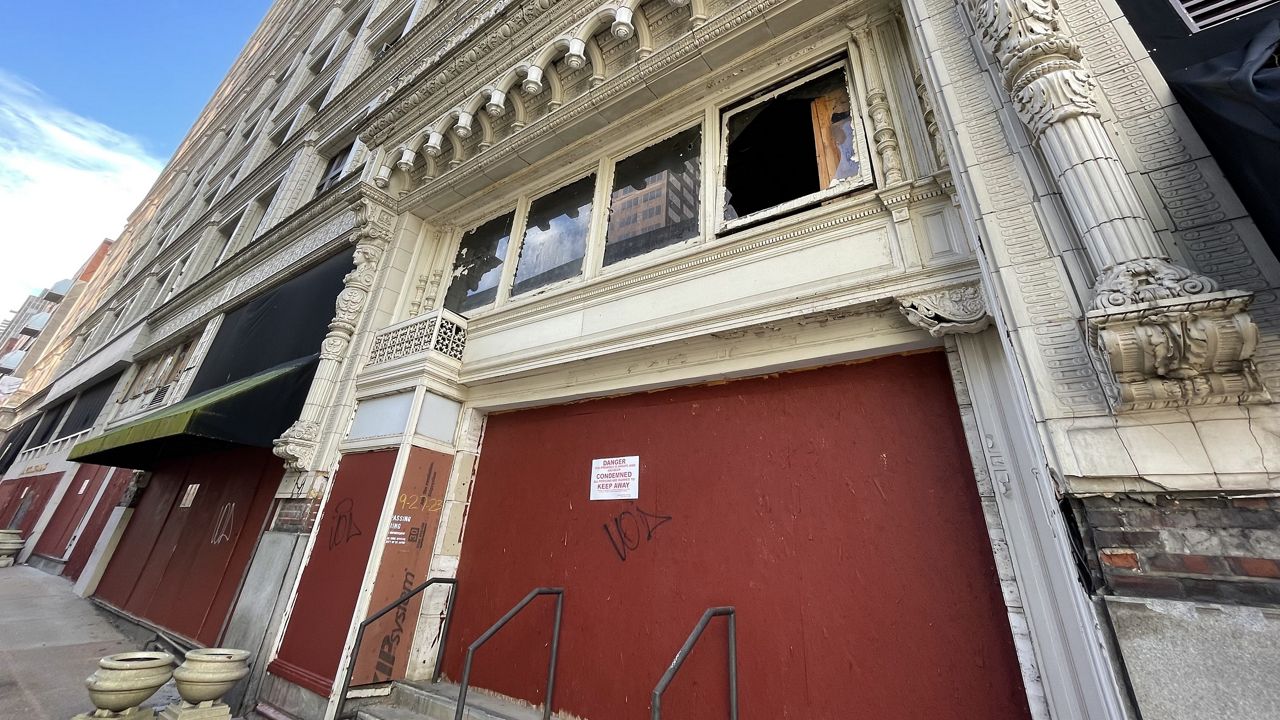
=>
[511,174,596,296]
[443,212,515,315]
[722,63,869,228]
[605,126,702,266]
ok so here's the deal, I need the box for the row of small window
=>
[442,60,872,316]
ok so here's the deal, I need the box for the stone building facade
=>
[1,1,1278,719]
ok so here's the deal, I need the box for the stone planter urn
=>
[83,651,175,717]
[164,648,250,718]
[0,528,24,568]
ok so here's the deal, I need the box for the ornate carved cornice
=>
[897,282,991,337]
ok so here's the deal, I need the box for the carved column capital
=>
[1087,290,1270,412]
[958,0,1267,412]
[963,0,1097,135]
[898,282,992,337]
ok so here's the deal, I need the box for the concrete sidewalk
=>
[0,565,179,719]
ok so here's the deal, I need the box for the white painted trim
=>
[954,330,1129,720]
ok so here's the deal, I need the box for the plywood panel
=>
[268,449,398,696]
[93,447,280,645]
[445,352,1029,720]
[35,464,110,559]
[63,468,134,581]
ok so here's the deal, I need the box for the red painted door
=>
[93,447,280,645]
[35,464,111,559]
[0,472,64,536]
[269,450,398,696]
[63,468,134,581]
[444,352,1030,720]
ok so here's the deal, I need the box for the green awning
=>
[69,355,319,470]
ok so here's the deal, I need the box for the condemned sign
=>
[590,455,639,500]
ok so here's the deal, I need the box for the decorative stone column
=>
[274,198,390,470]
[961,0,1268,411]
[851,21,907,186]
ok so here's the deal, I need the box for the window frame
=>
[430,50,882,319]
[716,58,875,235]
[595,121,706,276]
[507,171,600,300]
[316,142,355,195]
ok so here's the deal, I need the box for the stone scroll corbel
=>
[274,197,391,471]
[960,0,1268,411]
[898,282,992,337]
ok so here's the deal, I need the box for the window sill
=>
[719,178,871,236]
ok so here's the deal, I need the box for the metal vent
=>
[1177,0,1280,30]
[146,384,170,408]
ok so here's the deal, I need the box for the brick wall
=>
[1073,494,1280,607]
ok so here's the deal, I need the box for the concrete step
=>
[357,681,544,720]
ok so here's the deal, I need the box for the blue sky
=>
[0,1,270,317]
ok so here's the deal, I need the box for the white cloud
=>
[0,70,162,317]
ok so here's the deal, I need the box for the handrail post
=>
[651,606,737,720]
[431,584,458,685]
[727,610,738,720]
[336,577,458,719]
[454,587,564,720]
[544,592,564,720]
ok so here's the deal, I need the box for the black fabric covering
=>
[1115,2,1280,72]
[28,400,70,448]
[0,418,37,475]
[1168,20,1280,252]
[56,373,121,440]
[188,250,350,394]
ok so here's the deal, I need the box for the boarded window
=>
[511,175,595,296]
[443,212,515,314]
[723,64,865,226]
[605,126,702,266]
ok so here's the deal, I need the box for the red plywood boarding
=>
[35,464,110,559]
[0,472,64,537]
[93,447,281,645]
[352,446,453,685]
[444,352,1030,720]
[268,449,398,697]
[63,468,134,581]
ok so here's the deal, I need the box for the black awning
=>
[68,355,318,470]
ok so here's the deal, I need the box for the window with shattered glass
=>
[722,63,871,230]
[443,212,515,315]
[605,126,702,266]
[511,174,596,296]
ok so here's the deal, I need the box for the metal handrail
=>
[454,587,565,720]
[336,577,458,719]
[651,606,738,720]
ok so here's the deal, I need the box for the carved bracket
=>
[1087,289,1270,412]
[273,420,320,471]
[898,282,991,337]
